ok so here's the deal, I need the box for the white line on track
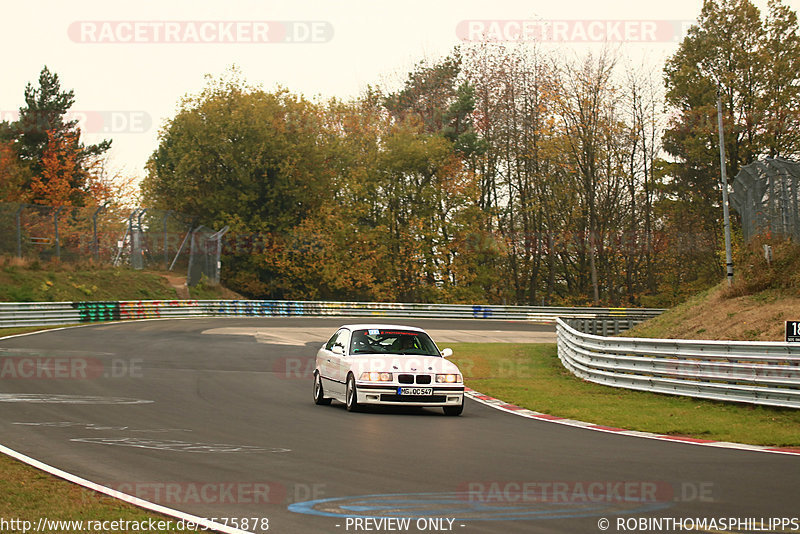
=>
[0,442,256,534]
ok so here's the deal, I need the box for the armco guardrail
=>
[557,318,800,409]
[0,299,664,328]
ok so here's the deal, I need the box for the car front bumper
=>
[355,384,465,406]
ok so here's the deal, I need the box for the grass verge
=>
[0,453,202,533]
[0,256,242,302]
[449,342,800,447]
[0,262,177,302]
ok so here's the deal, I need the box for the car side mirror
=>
[332,345,345,355]
[441,348,453,358]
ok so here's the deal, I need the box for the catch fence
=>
[731,157,800,242]
[0,202,225,285]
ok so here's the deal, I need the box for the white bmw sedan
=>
[313,324,465,416]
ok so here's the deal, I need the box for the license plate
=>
[398,387,433,396]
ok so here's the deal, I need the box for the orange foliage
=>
[28,130,79,205]
[82,159,112,204]
[22,129,126,207]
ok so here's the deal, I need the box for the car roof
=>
[337,324,426,333]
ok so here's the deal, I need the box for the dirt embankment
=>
[629,284,800,341]
[628,238,800,341]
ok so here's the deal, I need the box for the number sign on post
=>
[786,321,800,343]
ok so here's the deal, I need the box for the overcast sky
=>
[3,0,796,180]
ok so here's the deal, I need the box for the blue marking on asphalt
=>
[287,491,672,521]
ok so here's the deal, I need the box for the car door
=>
[329,329,351,396]
[318,328,349,396]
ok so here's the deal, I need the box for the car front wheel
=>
[443,400,464,416]
[345,374,360,412]
[314,373,332,405]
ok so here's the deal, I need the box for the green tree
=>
[0,141,30,201]
[143,71,335,297]
[662,0,800,285]
[145,76,334,226]
[385,51,484,162]
[14,67,111,201]
[762,0,800,157]
[379,54,494,301]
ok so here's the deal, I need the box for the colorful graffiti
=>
[70,300,202,323]
[71,302,121,323]
[472,305,493,319]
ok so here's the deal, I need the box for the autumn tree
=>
[1,66,112,206]
[620,63,663,300]
[255,94,392,300]
[761,0,800,158]
[15,67,111,174]
[143,70,337,297]
[381,54,492,301]
[462,43,558,304]
[663,0,800,286]
[28,130,79,205]
[141,13,800,306]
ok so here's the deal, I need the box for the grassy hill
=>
[627,238,800,341]
[0,256,242,302]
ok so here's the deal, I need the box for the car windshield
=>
[349,329,440,356]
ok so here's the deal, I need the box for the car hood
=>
[347,354,461,375]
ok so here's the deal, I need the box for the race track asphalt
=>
[0,317,797,534]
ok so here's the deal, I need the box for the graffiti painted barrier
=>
[0,300,663,328]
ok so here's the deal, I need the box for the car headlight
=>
[435,374,462,383]
[359,372,393,382]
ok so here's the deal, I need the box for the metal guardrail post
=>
[169,225,193,272]
[54,207,64,261]
[15,204,24,258]
[163,210,173,269]
[92,204,106,263]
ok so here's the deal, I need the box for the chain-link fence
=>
[0,202,226,286]
[0,203,123,263]
[731,157,800,242]
[111,208,196,273]
[187,225,229,287]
